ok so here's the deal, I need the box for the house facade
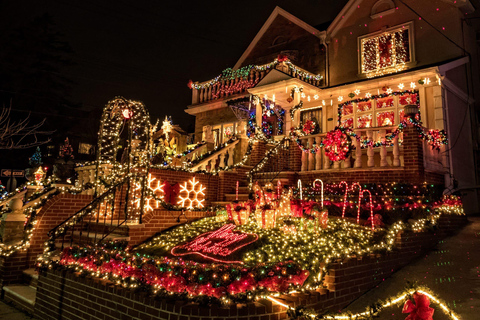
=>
[185,1,479,213]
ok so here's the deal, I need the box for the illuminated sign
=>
[171,224,258,264]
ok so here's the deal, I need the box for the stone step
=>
[72,230,129,242]
[3,285,36,314]
[22,268,38,288]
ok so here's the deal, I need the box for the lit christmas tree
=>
[29,147,43,167]
[59,137,74,160]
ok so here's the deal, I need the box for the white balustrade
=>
[297,126,405,172]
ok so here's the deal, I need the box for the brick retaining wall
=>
[34,215,467,320]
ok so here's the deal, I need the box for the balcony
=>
[190,62,323,105]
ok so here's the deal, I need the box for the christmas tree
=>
[29,147,43,167]
[59,137,74,160]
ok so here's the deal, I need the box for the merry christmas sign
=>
[171,224,258,264]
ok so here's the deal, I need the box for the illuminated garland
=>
[189,56,323,90]
[53,242,308,303]
[284,285,460,320]
[290,90,448,156]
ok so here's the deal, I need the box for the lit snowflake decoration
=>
[365,92,372,98]
[314,94,319,100]
[301,92,306,98]
[386,88,393,94]
[410,82,416,89]
[134,174,164,212]
[178,177,206,209]
[354,89,361,96]
[338,96,344,102]
[398,83,404,90]
[424,77,431,85]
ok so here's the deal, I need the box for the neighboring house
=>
[185,2,479,213]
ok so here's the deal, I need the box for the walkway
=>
[0,300,32,320]
[345,216,480,319]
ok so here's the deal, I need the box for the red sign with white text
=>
[171,224,258,264]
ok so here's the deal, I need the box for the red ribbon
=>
[402,292,434,320]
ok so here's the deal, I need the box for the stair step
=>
[22,268,38,288]
[3,285,36,314]
[211,201,231,207]
[72,231,130,242]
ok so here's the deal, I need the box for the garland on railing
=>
[174,141,206,159]
[46,243,308,304]
[285,284,460,320]
[188,55,323,90]
[289,89,448,159]
[185,137,238,167]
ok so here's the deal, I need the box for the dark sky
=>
[1,0,348,130]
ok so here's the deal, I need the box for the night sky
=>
[1,0,348,128]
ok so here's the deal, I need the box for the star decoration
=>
[410,82,416,89]
[365,92,372,98]
[354,89,361,95]
[398,83,405,90]
[386,88,393,94]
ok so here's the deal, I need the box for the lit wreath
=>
[322,127,353,162]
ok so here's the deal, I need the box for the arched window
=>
[371,0,396,19]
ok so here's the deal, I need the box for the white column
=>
[315,136,322,170]
[354,139,362,168]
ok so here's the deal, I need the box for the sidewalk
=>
[345,216,480,319]
[0,300,32,320]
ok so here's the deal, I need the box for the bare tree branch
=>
[0,106,54,149]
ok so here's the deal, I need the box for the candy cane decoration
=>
[277,180,281,199]
[361,189,374,231]
[298,179,303,200]
[339,181,349,218]
[350,182,362,224]
[236,181,239,201]
[313,179,324,208]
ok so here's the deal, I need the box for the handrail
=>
[46,176,131,252]
[247,137,290,189]
[190,139,239,172]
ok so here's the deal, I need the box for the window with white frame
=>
[359,22,414,78]
[339,91,419,129]
[300,107,322,134]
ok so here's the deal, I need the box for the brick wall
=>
[0,193,92,287]
[34,215,467,320]
[149,169,219,205]
[129,210,213,246]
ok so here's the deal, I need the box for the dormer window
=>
[359,22,415,78]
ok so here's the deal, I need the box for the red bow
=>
[163,181,180,205]
[402,292,434,320]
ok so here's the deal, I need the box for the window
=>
[300,108,323,134]
[78,142,94,155]
[359,22,414,78]
[339,91,419,129]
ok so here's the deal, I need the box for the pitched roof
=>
[233,6,325,70]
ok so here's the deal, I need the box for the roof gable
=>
[233,6,325,70]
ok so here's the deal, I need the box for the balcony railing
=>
[298,127,403,172]
[190,139,240,172]
[191,63,323,105]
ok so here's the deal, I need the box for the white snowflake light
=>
[178,177,206,209]
[314,94,319,100]
[410,82,416,89]
[338,96,344,102]
[354,89,361,95]
[386,88,393,94]
[424,77,431,85]
[365,92,372,98]
[398,83,404,90]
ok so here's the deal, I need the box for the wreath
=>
[322,128,353,161]
[302,120,316,135]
